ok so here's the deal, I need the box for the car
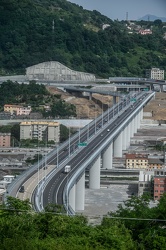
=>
[19,186,24,193]
[101,134,103,136]
[107,129,110,132]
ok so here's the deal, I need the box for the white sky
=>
[68,0,166,20]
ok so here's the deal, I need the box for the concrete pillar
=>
[130,119,134,138]
[69,184,76,212]
[137,112,141,129]
[113,132,122,157]
[126,123,131,148]
[113,96,116,105]
[75,172,85,211]
[89,155,101,189]
[89,93,92,100]
[141,108,143,121]
[122,127,127,150]
[134,115,138,133]
[102,143,113,169]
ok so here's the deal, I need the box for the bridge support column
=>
[102,143,113,169]
[138,111,141,128]
[130,118,135,138]
[140,108,143,121]
[69,184,76,212]
[126,123,131,148]
[113,132,122,157]
[89,155,100,189]
[134,116,138,133]
[122,126,127,150]
[113,96,116,105]
[75,172,85,211]
[89,93,92,100]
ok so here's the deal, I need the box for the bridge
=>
[0,75,165,92]
[6,91,155,214]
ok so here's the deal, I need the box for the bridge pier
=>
[89,92,92,100]
[102,143,113,169]
[69,184,76,212]
[75,172,85,211]
[122,126,127,150]
[126,123,131,148]
[89,155,101,189]
[113,96,116,105]
[113,132,122,157]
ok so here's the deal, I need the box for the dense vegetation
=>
[0,0,166,77]
[0,194,166,249]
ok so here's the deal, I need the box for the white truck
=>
[64,165,71,173]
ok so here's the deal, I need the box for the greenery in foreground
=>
[0,194,166,249]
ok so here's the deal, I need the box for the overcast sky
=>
[68,0,166,21]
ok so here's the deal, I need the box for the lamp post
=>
[102,95,104,127]
[69,126,71,157]
[57,145,59,168]
[87,106,89,141]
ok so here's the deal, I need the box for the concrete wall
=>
[26,61,96,82]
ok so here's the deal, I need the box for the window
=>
[155,190,158,193]
[140,184,143,187]
[154,196,158,199]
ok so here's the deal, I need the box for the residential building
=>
[20,121,60,143]
[126,153,148,169]
[154,168,166,201]
[4,104,31,116]
[0,133,11,147]
[138,29,152,35]
[138,169,154,196]
[145,68,165,80]
[148,158,164,169]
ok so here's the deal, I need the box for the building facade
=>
[138,29,152,35]
[4,104,31,116]
[20,121,60,143]
[0,133,11,147]
[126,153,148,169]
[154,168,166,201]
[145,68,165,80]
[138,170,154,196]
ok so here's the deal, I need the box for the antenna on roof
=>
[126,12,128,21]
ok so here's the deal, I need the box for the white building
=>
[145,68,164,80]
[138,170,154,196]
[20,121,60,143]
[26,61,96,82]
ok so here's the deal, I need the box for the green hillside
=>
[0,0,166,77]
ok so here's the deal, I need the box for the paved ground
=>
[78,183,137,225]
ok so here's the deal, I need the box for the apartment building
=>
[20,121,60,143]
[154,168,166,201]
[148,158,164,169]
[0,133,11,147]
[138,169,154,196]
[145,68,165,80]
[4,104,32,116]
[126,153,148,169]
[138,29,152,35]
